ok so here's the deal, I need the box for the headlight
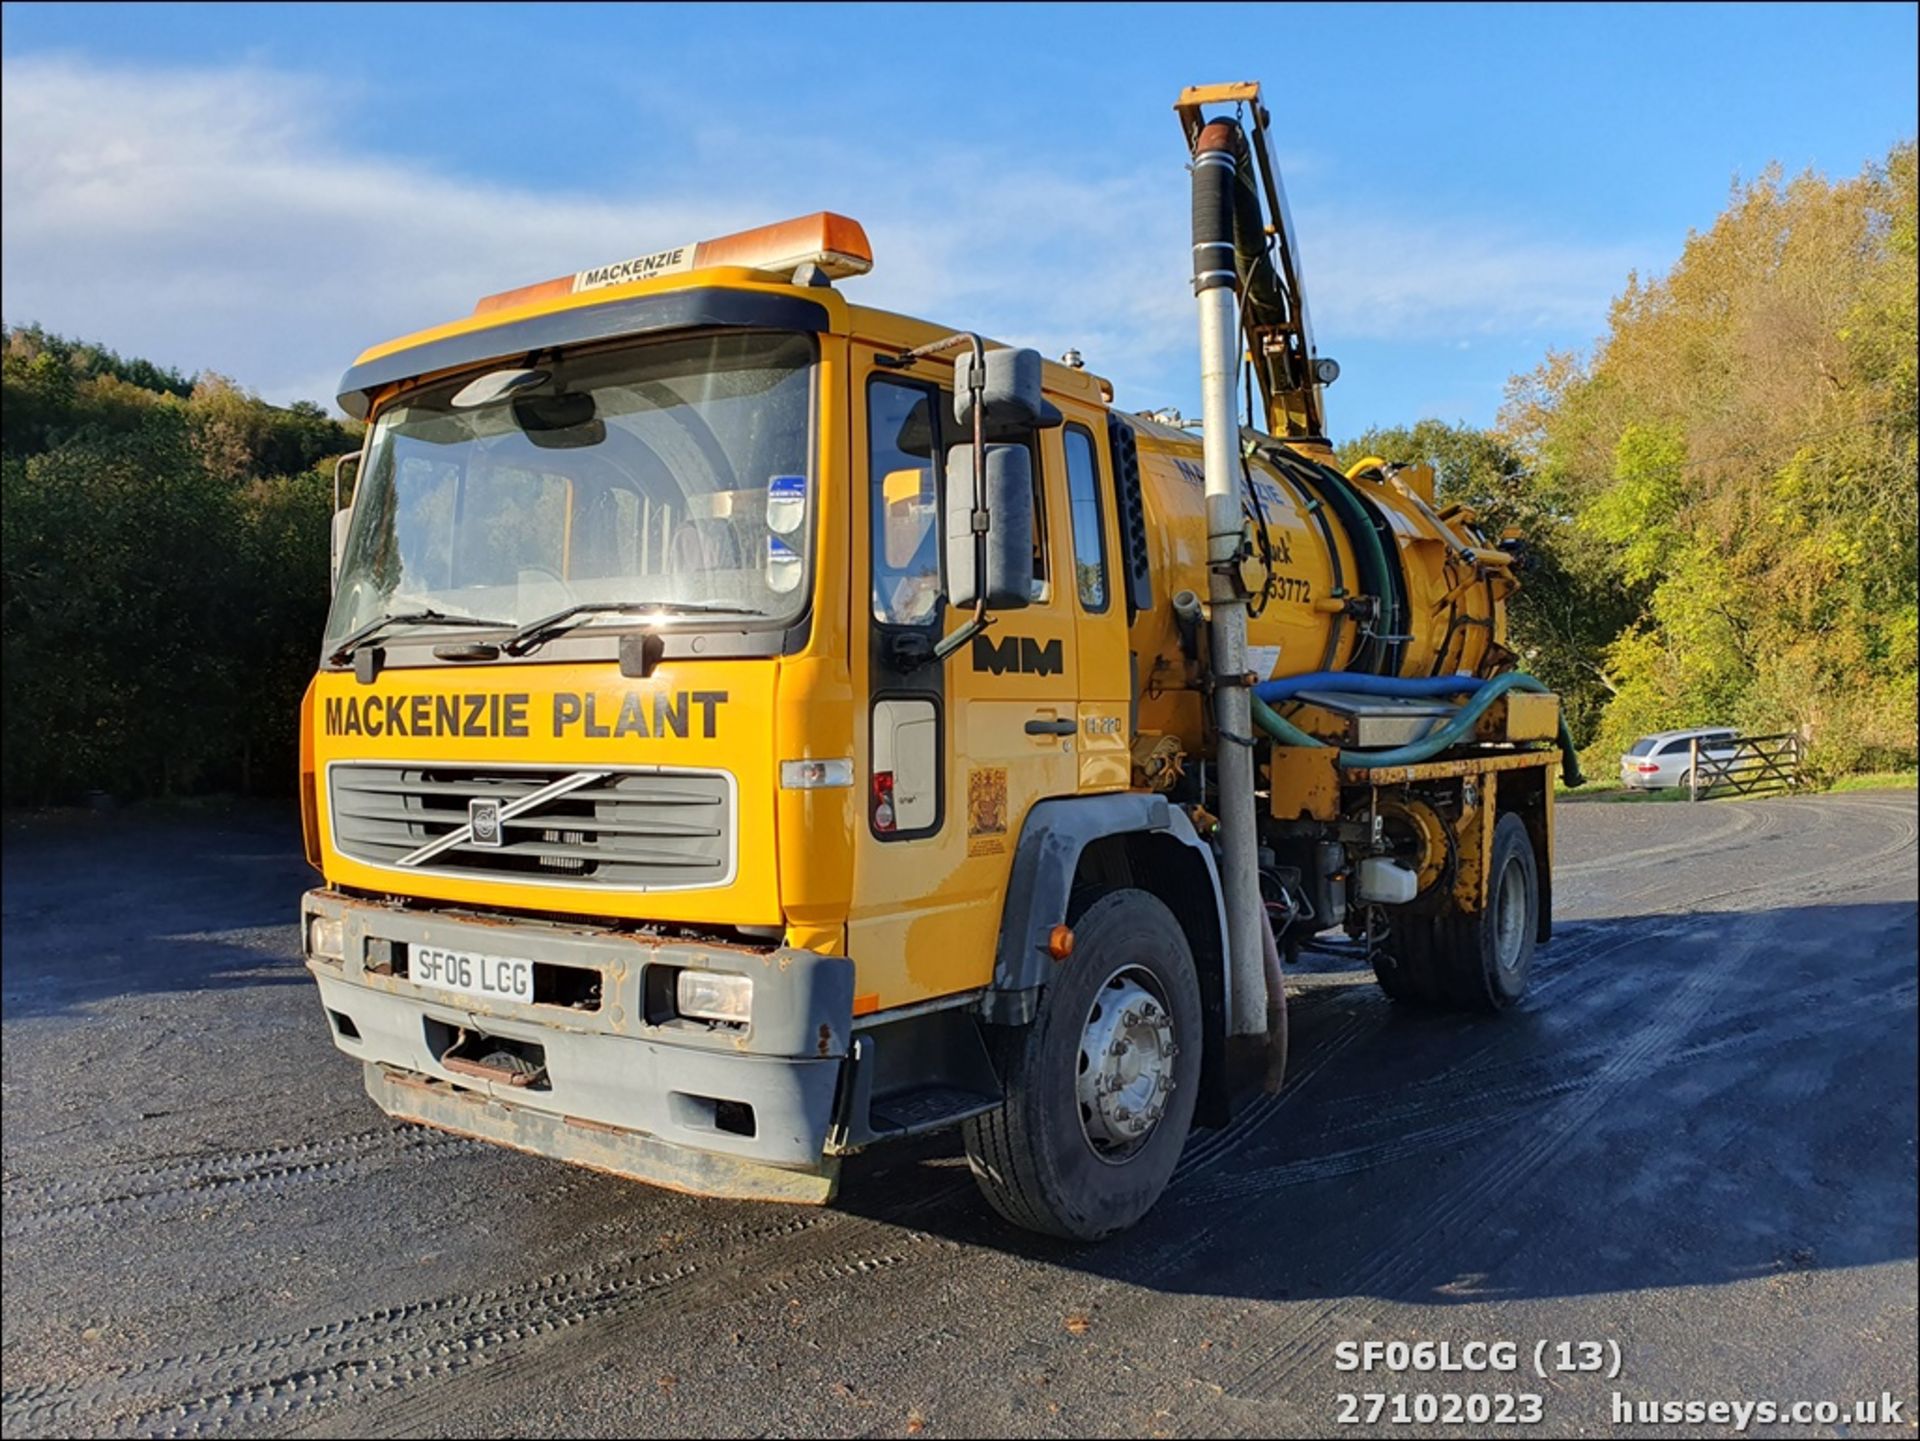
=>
[676,969,752,1024]
[307,914,345,962]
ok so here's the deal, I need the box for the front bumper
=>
[303,889,852,1202]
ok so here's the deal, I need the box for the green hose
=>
[1250,671,1586,787]
[1267,449,1402,675]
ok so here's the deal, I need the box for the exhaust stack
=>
[1190,118,1268,1038]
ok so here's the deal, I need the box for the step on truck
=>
[299,82,1581,1239]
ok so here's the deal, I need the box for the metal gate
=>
[1688,732,1803,801]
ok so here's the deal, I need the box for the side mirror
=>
[955,348,1046,428]
[330,452,361,594]
[944,442,1032,611]
[331,506,354,591]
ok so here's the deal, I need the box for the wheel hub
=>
[1076,969,1177,1161]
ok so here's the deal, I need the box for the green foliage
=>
[1334,419,1637,746]
[1355,142,1917,782]
[1,325,359,803]
[1549,144,1918,777]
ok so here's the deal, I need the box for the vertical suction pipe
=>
[1191,119,1267,1039]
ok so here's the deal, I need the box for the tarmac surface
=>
[2,789,1915,1438]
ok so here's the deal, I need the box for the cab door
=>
[1055,407,1132,791]
[847,354,1078,1012]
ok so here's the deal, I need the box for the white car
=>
[1620,728,1739,790]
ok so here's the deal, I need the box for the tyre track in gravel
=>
[1553,799,1774,879]
[0,1126,486,1238]
[1170,905,1776,1432]
[3,794,1909,1439]
[1168,893,1652,1190]
[1170,911,1677,1200]
[917,792,1911,1433]
[1179,936,1917,1209]
[587,793,1913,1440]
[335,1149,997,1440]
[0,1202,956,1439]
[591,796,1899,1439]
[802,801,1862,1349]
[0,1105,1005,1441]
[1165,794,1915,1432]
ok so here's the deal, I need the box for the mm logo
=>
[972,634,1064,678]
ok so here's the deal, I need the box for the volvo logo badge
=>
[468,797,504,848]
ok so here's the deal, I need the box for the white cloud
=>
[2,56,1641,418]
[1,57,758,407]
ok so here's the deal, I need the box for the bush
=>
[1,326,357,805]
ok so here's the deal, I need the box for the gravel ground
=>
[2,790,1915,1439]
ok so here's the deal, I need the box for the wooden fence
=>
[1688,732,1803,801]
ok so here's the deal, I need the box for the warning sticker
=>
[967,766,1008,856]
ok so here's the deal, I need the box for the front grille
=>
[328,763,734,891]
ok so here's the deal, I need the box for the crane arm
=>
[1176,82,1338,445]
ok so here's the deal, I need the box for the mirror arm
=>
[961,333,991,657]
[332,449,362,513]
[933,612,992,663]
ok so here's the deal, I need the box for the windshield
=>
[1627,738,1658,756]
[325,330,815,654]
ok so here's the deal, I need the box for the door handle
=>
[1025,717,1077,736]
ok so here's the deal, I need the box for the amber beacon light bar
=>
[472,212,876,316]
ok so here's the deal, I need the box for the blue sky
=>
[3,2,1914,439]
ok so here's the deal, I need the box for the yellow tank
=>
[1120,413,1514,752]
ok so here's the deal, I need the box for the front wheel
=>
[963,888,1203,1241]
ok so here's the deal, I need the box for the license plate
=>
[410,946,533,1005]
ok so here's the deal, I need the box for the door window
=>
[867,374,1049,623]
[1062,425,1108,613]
[868,378,944,626]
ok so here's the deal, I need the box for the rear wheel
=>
[1373,913,1446,1005]
[1440,813,1538,1011]
[1374,812,1538,1013]
[963,888,1202,1241]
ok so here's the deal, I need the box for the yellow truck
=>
[299,84,1578,1239]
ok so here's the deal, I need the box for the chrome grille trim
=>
[325,761,737,892]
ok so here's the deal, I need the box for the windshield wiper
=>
[329,609,512,665]
[502,601,767,656]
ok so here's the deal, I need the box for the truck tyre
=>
[964,888,1202,1241]
[1373,914,1446,1006]
[1438,812,1538,1012]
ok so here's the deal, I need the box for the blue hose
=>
[1250,670,1585,787]
[1254,671,1480,704]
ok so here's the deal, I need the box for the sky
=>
[2,2,1915,440]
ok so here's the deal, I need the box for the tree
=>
[1,325,360,803]
[1495,143,1918,777]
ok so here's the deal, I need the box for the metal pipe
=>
[1256,899,1289,1094]
[1193,119,1267,1038]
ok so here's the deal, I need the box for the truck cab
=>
[303,215,1209,1228]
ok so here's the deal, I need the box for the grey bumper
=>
[303,890,851,1201]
